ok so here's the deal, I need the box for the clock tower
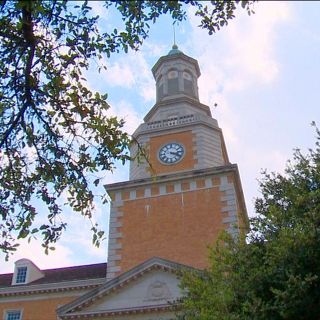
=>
[105,45,248,280]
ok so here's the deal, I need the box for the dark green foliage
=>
[179,124,320,319]
[0,0,254,258]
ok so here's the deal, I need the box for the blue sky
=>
[2,1,320,273]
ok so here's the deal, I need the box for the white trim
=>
[0,290,86,303]
[14,266,27,285]
[0,278,104,297]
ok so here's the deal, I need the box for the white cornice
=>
[60,304,176,319]
[134,113,220,141]
[143,96,211,123]
[0,278,105,297]
[105,164,238,192]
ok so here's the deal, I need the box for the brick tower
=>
[105,45,248,280]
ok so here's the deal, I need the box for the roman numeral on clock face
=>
[158,142,185,164]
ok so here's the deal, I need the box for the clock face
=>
[158,142,185,164]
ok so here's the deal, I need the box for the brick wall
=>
[106,170,245,279]
[0,295,78,320]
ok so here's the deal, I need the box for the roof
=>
[57,257,194,318]
[167,44,183,55]
[0,262,107,288]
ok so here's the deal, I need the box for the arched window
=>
[183,70,195,97]
[167,69,179,95]
[183,71,192,81]
[157,74,164,100]
[168,70,178,79]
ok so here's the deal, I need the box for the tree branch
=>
[0,3,36,149]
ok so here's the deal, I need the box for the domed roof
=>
[167,44,183,55]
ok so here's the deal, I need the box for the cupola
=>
[152,44,200,102]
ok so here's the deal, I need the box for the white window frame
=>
[4,309,22,320]
[15,266,27,284]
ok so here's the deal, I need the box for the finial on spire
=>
[173,24,177,49]
[168,23,182,55]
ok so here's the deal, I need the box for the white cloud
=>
[104,62,135,88]
[1,238,74,273]
[141,41,168,58]
[90,1,108,19]
[224,1,291,88]
[107,99,142,135]
[59,214,108,260]
[186,1,293,148]
[102,51,154,102]
[1,195,109,273]
[238,147,290,217]
[188,1,292,104]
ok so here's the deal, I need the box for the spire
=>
[168,24,182,55]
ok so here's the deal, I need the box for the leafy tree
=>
[179,124,320,319]
[0,0,255,257]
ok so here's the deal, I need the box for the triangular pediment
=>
[57,257,192,319]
